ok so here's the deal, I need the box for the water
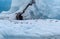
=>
[0,0,12,13]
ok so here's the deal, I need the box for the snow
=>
[0,19,60,39]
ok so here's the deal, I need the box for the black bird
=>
[16,13,23,20]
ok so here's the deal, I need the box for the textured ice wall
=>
[35,0,60,19]
[27,0,60,20]
[1,0,60,20]
[6,0,31,13]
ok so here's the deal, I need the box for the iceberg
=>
[1,0,60,20]
[8,0,49,20]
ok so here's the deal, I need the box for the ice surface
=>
[0,19,60,39]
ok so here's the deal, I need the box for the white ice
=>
[0,19,60,39]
